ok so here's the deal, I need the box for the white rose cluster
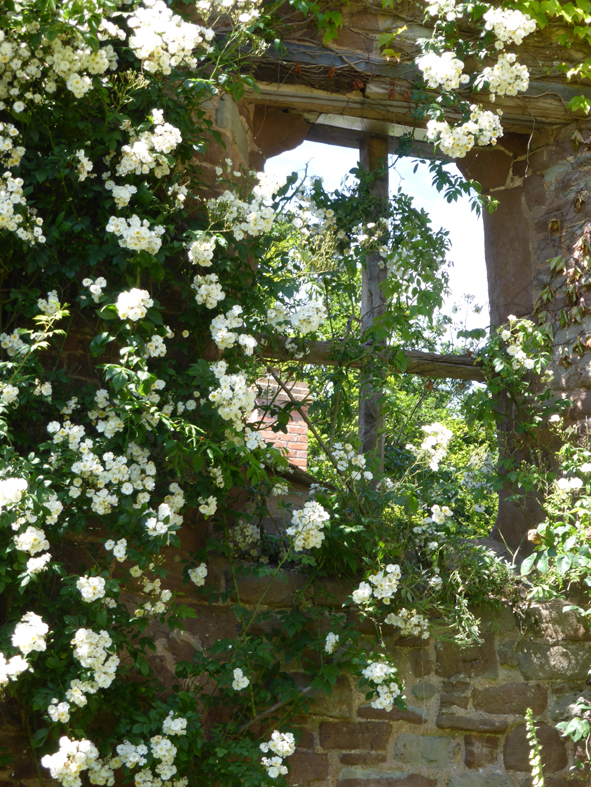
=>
[48,700,71,723]
[128,0,214,74]
[162,711,188,736]
[427,105,503,158]
[209,304,257,356]
[0,383,19,405]
[352,564,401,605]
[260,731,296,779]
[267,302,289,328]
[325,632,340,654]
[14,525,49,555]
[76,576,106,603]
[333,442,373,481]
[71,628,119,690]
[232,667,250,690]
[209,361,256,430]
[503,338,536,372]
[145,494,185,537]
[106,215,165,255]
[63,431,165,517]
[0,652,29,687]
[27,552,52,574]
[37,289,61,316]
[286,500,330,550]
[74,149,93,182]
[229,519,261,557]
[362,660,397,685]
[557,476,584,492]
[40,736,104,787]
[193,273,226,308]
[115,288,154,321]
[137,574,174,617]
[483,7,537,47]
[0,24,119,114]
[371,681,402,712]
[407,421,453,471]
[481,53,529,98]
[0,122,25,169]
[208,172,281,241]
[82,276,107,303]
[425,0,459,20]
[105,181,137,208]
[188,233,217,266]
[0,328,27,356]
[188,562,208,586]
[290,301,327,335]
[12,611,49,655]
[197,495,217,518]
[116,111,182,179]
[385,608,430,639]
[0,171,45,245]
[417,51,468,91]
[0,476,27,511]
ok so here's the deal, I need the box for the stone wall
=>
[139,562,591,787]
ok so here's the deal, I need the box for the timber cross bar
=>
[260,337,485,382]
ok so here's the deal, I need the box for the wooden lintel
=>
[259,339,486,382]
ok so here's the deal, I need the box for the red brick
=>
[319,721,391,750]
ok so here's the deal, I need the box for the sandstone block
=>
[319,722,391,751]
[550,690,591,722]
[527,602,591,642]
[307,676,352,719]
[464,734,499,769]
[358,704,425,724]
[338,776,436,787]
[395,733,454,768]
[476,605,517,636]
[521,778,585,787]
[515,641,591,681]
[287,752,328,785]
[339,754,387,766]
[408,647,434,677]
[411,682,437,701]
[435,636,498,679]
[436,714,508,734]
[448,774,513,787]
[440,693,469,710]
[473,683,547,715]
[504,723,567,772]
[227,569,305,606]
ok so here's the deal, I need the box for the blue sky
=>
[265,140,488,332]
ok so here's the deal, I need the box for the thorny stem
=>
[238,685,315,734]
[24,713,45,787]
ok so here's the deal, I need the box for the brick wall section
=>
[256,378,309,470]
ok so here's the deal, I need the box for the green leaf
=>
[567,95,591,114]
[30,728,49,748]
[520,553,537,576]
[89,331,114,357]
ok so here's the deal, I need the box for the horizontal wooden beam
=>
[259,339,486,382]
[249,39,591,134]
